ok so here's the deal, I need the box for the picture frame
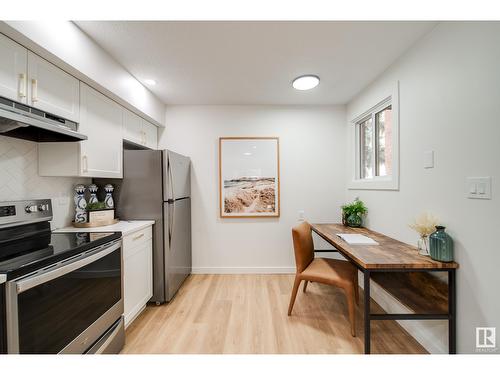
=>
[219,137,280,218]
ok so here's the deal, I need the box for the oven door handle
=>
[14,240,121,294]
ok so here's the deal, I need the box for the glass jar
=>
[347,213,362,228]
[429,226,454,262]
[417,235,430,256]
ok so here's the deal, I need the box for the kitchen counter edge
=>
[54,220,156,236]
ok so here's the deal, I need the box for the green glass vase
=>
[429,226,454,262]
[346,213,362,228]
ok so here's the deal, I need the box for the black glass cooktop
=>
[0,222,121,280]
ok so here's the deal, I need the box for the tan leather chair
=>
[288,222,359,336]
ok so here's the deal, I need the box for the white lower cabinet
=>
[123,226,153,328]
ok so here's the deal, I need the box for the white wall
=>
[346,22,500,354]
[0,136,89,229]
[160,105,346,273]
[0,21,165,126]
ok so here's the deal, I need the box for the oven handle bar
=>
[14,239,121,294]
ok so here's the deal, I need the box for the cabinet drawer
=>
[123,226,153,254]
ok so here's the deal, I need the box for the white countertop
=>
[54,220,155,236]
[0,274,6,284]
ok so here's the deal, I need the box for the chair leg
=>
[303,280,309,293]
[346,286,356,337]
[354,271,359,306]
[288,276,302,316]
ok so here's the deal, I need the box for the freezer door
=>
[163,198,192,301]
[164,150,191,201]
[112,149,164,219]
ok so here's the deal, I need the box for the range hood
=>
[0,96,87,142]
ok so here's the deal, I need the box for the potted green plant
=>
[341,199,368,227]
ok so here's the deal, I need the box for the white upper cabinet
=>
[0,35,79,121]
[123,108,158,150]
[0,34,28,103]
[123,109,144,145]
[39,83,123,178]
[142,120,158,150]
[27,52,80,122]
[79,83,123,177]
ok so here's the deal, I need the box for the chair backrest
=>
[291,222,315,273]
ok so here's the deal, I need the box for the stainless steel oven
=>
[5,238,124,354]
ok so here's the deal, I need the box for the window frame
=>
[357,102,392,180]
[349,81,400,191]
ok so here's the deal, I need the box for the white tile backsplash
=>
[0,136,90,229]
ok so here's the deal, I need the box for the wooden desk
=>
[311,223,458,354]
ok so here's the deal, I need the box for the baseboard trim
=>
[192,266,295,274]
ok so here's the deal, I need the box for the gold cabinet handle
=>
[19,73,26,98]
[82,155,88,173]
[31,78,38,102]
[132,233,145,241]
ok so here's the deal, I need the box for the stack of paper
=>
[336,233,379,245]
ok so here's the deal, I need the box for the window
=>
[357,104,393,180]
[349,83,399,191]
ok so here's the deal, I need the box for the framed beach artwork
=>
[219,137,280,218]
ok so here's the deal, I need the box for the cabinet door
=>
[124,237,153,327]
[27,52,79,122]
[142,120,158,150]
[79,83,123,178]
[123,109,144,146]
[0,34,28,103]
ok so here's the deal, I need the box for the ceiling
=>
[75,21,436,105]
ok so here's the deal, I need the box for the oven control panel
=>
[0,199,52,228]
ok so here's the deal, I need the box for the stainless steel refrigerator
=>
[100,149,191,303]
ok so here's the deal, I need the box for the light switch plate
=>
[424,150,434,169]
[466,177,492,199]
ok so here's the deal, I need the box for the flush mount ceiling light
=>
[292,75,320,91]
[143,79,157,86]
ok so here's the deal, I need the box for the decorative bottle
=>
[74,184,87,223]
[88,184,98,204]
[429,226,454,262]
[104,184,114,209]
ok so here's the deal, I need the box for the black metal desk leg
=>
[449,269,457,354]
[364,269,371,354]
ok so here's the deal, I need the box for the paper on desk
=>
[336,233,379,245]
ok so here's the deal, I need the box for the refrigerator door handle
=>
[169,202,175,249]
[168,154,175,201]
[168,203,172,248]
[167,156,175,247]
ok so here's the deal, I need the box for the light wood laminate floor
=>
[123,274,427,354]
